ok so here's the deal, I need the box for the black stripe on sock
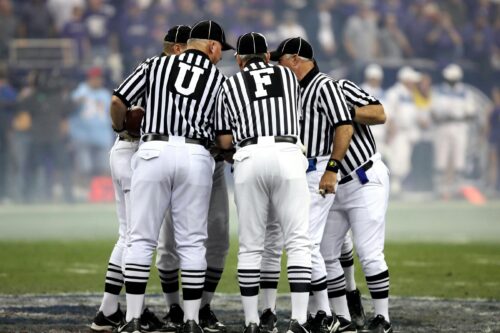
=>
[311,281,327,292]
[126,281,147,295]
[366,270,389,282]
[240,286,259,296]
[290,282,311,293]
[328,289,347,298]
[370,290,389,299]
[161,282,179,293]
[183,288,203,300]
[105,283,122,295]
[260,281,278,289]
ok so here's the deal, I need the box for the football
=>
[125,106,145,138]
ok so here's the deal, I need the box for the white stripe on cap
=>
[175,26,180,43]
[298,37,302,55]
[208,20,212,39]
[280,38,293,54]
[252,32,256,54]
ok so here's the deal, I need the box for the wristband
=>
[350,107,356,120]
[326,159,340,173]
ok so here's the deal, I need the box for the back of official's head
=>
[270,37,314,79]
[163,25,191,56]
[187,20,234,64]
[235,32,269,69]
[442,63,463,86]
[364,63,383,86]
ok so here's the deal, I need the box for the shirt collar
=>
[184,49,211,61]
[300,63,320,88]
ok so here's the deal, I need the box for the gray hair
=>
[238,53,267,62]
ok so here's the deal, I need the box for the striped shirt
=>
[337,79,381,175]
[299,65,352,158]
[113,49,225,141]
[215,58,301,144]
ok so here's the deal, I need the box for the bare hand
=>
[319,171,338,197]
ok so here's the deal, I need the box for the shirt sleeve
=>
[214,85,232,135]
[113,59,149,108]
[340,79,381,108]
[319,79,352,127]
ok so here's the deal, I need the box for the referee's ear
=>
[265,52,270,64]
[236,54,244,69]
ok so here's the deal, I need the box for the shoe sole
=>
[90,323,115,331]
[203,327,227,333]
[261,328,278,333]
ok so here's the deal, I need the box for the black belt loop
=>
[141,134,210,149]
[339,160,374,185]
[239,136,297,148]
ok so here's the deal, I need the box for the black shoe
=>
[243,322,261,333]
[346,289,365,329]
[163,304,184,332]
[287,319,310,333]
[119,318,142,333]
[199,304,226,333]
[308,311,339,333]
[183,320,204,333]
[140,308,165,332]
[336,316,356,333]
[360,315,392,333]
[259,308,277,333]
[91,305,124,331]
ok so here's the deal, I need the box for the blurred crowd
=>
[0,0,499,203]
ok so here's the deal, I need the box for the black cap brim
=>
[222,41,235,51]
[269,51,282,61]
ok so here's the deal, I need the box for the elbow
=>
[379,110,387,124]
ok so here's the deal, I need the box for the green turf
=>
[1,240,499,299]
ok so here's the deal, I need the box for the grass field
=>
[1,200,500,299]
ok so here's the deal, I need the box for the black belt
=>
[141,134,210,149]
[239,136,297,148]
[119,137,139,142]
[339,160,373,185]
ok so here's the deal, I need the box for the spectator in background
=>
[431,64,476,200]
[277,10,308,40]
[404,2,439,59]
[118,2,151,70]
[69,67,112,195]
[488,87,500,195]
[425,12,463,66]
[83,0,117,62]
[0,0,17,61]
[462,14,494,72]
[23,71,72,202]
[493,15,500,70]
[438,0,467,28]
[257,10,281,49]
[385,66,421,197]
[304,0,337,62]
[8,71,35,203]
[378,13,412,60]
[343,0,379,81]
[170,0,202,26]
[0,66,17,203]
[61,6,90,63]
[18,0,56,38]
[47,0,85,33]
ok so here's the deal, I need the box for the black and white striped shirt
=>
[298,66,352,158]
[215,59,301,143]
[113,50,225,141]
[337,79,380,175]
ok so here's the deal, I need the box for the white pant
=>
[126,137,215,269]
[109,139,139,268]
[434,123,468,172]
[387,133,414,179]
[156,161,229,270]
[261,156,335,281]
[321,154,390,279]
[233,140,311,270]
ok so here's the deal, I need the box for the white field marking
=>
[65,268,97,275]
[0,273,7,278]
[400,260,433,267]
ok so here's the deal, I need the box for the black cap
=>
[164,25,191,44]
[189,20,234,50]
[236,32,268,55]
[269,37,314,61]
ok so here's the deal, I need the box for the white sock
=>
[260,288,277,311]
[100,292,119,316]
[126,294,145,321]
[241,295,260,326]
[307,292,317,314]
[183,299,201,322]
[313,290,331,316]
[343,266,357,292]
[330,295,351,320]
[373,298,389,322]
[291,292,309,325]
